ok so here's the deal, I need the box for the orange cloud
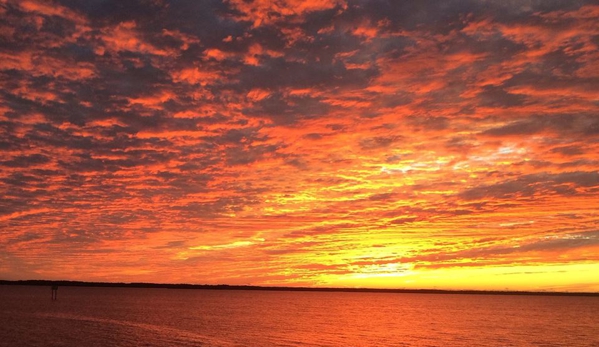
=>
[0,0,597,292]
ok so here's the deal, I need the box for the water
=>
[0,286,597,347]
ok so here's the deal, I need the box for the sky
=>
[1,0,598,292]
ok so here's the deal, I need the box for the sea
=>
[1,285,598,347]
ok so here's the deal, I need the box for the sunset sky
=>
[1,0,598,292]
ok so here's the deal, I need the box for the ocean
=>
[1,285,597,346]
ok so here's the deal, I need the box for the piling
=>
[51,285,58,300]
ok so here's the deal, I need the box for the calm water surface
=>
[0,285,597,346]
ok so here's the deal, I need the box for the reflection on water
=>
[0,285,598,346]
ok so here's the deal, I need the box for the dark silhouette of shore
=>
[1,280,597,297]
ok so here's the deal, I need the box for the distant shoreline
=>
[1,280,597,297]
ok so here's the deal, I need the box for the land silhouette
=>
[1,280,597,297]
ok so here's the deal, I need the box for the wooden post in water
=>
[51,285,58,300]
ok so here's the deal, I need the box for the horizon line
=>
[2,279,598,297]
